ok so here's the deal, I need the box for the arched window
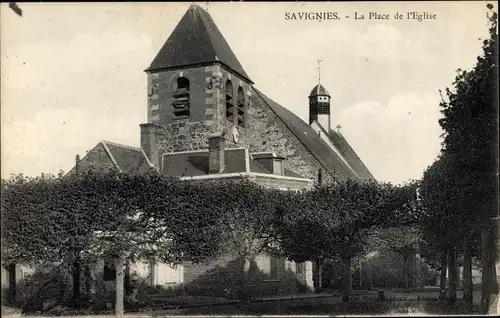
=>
[225,80,234,124]
[172,77,190,119]
[237,87,245,128]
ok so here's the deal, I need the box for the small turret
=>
[309,83,331,131]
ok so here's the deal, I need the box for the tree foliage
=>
[2,167,425,305]
[419,4,498,311]
[274,179,420,298]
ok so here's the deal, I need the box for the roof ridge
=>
[101,140,142,151]
[100,141,123,173]
[146,5,251,82]
[314,122,358,177]
[328,129,375,180]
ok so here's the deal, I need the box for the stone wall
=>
[181,251,312,297]
[249,174,313,190]
[143,63,331,182]
[239,92,329,181]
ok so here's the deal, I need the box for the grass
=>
[168,298,481,315]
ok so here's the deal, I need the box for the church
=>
[65,4,375,296]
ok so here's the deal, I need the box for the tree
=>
[1,169,163,315]
[75,169,160,317]
[368,226,423,289]
[420,156,461,304]
[435,4,498,312]
[274,188,336,293]
[0,171,110,306]
[276,179,412,301]
[203,180,280,301]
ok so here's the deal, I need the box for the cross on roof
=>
[336,124,342,133]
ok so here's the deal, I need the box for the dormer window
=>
[237,87,245,128]
[252,152,286,176]
[225,80,234,124]
[172,77,190,120]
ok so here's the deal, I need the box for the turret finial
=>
[316,59,322,84]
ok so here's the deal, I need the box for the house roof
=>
[66,141,154,176]
[253,88,361,181]
[145,5,252,83]
[327,130,375,180]
[162,149,245,177]
[161,148,304,178]
[101,141,153,175]
[309,83,330,97]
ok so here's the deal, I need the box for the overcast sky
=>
[1,1,494,183]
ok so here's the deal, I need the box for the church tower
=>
[141,4,253,166]
[309,83,331,131]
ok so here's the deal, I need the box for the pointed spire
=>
[146,5,252,83]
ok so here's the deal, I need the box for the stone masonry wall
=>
[237,91,330,182]
[249,174,313,190]
[147,63,252,154]
[181,251,311,297]
[145,62,331,182]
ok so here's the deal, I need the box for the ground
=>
[9,288,482,317]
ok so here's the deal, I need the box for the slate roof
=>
[163,149,241,177]
[327,130,375,180]
[309,84,330,97]
[253,89,360,181]
[67,141,154,176]
[161,148,305,178]
[101,141,153,175]
[145,5,252,83]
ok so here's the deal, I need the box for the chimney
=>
[252,152,285,176]
[208,133,225,174]
[271,155,285,176]
[318,168,323,185]
[140,123,160,168]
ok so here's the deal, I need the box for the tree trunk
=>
[481,219,499,314]
[313,260,322,293]
[412,252,421,290]
[72,259,81,306]
[239,256,250,303]
[496,217,500,315]
[359,257,363,289]
[408,252,416,289]
[417,253,424,290]
[115,255,125,317]
[342,257,352,302]
[463,240,473,312]
[403,255,409,289]
[7,264,17,305]
[439,253,447,301]
[124,262,131,296]
[83,265,91,294]
[447,247,458,305]
[367,256,373,290]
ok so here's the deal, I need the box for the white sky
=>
[0,1,495,183]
